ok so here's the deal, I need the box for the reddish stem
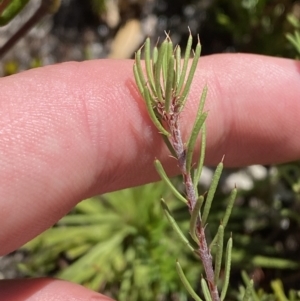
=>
[164,100,220,301]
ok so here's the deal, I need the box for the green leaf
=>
[185,112,207,174]
[251,255,299,269]
[154,159,188,204]
[287,14,300,29]
[161,199,194,252]
[154,39,168,103]
[58,213,119,225]
[189,195,203,243]
[191,86,207,185]
[286,32,300,54]
[0,0,30,26]
[144,38,156,95]
[222,187,237,229]
[161,133,177,157]
[179,36,201,109]
[214,224,224,283]
[176,261,203,301]
[133,62,145,97]
[220,236,232,301]
[165,55,175,113]
[152,45,158,64]
[209,187,236,249]
[198,85,208,114]
[134,50,147,95]
[66,243,91,259]
[177,32,192,94]
[175,45,181,86]
[201,277,213,301]
[242,279,254,301]
[162,38,173,90]
[193,122,206,191]
[202,161,223,225]
[143,88,170,136]
[241,271,259,301]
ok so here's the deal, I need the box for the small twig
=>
[165,99,220,301]
[133,32,234,301]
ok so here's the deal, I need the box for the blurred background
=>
[0,1,300,300]
[0,0,299,74]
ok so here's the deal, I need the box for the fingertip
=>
[0,278,114,301]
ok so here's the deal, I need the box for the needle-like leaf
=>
[189,195,204,243]
[220,236,232,301]
[144,37,156,95]
[154,40,167,103]
[177,32,192,94]
[222,188,237,229]
[189,85,208,182]
[176,261,203,301]
[161,133,177,157]
[198,85,208,114]
[162,38,173,89]
[242,279,254,301]
[214,224,224,283]
[179,36,201,108]
[175,45,181,86]
[154,160,188,204]
[0,0,30,26]
[133,63,144,97]
[186,112,207,174]
[201,278,213,301]
[165,55,175,113]
[134,49,146,89]
[152,44,158,64]
[209,187,236,249]
[161,199,194,252]
[193,123,206,191]
[202,161,223,225]
[143,88,170,136]
[241,271,259,301]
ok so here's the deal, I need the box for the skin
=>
[0,54,299,300]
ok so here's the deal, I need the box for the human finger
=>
[0,54,299,255]
[0,278,114,301]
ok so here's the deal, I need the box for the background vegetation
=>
[0,0,300,300]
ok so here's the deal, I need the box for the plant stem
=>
[165,98,220,301]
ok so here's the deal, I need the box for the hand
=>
[0,54,299,300]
